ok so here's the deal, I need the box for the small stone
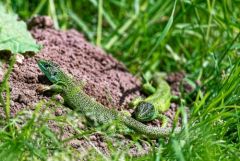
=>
[16,54,24,64]
[30,104,36,110]
[0,67,3,82]
[70,140,81,148]
[170,103,177,109]
[10,100,14,106]
[17,94,29,104]
[77,122,85,129]
[55,108,63,116]
[89,135,97,141]
[54,95,64,104]
[98,142,106,148]
[28,16,54,29]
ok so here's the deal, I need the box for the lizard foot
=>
[37,84,63,93]
[36,85,51,93]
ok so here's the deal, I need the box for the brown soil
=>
[0,16,191,157]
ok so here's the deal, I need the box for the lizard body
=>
[38,59,180,138]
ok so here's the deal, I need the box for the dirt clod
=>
[28,16,54,30]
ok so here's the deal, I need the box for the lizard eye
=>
[44,64,50,68]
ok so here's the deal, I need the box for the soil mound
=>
[9,16,141,115]
[0,16,189,156]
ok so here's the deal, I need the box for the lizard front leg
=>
[37,84,63,93]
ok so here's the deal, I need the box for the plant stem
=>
[0,54,16,122]
[96,0,103,46]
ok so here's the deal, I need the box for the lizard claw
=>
[36,85,51,93]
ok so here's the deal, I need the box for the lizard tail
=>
[120,115,181,138]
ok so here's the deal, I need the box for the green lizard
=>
[130,72,171,127]
[37,59,180,138]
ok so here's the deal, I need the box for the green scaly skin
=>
[37,59,180,138]
[132,73,171,124]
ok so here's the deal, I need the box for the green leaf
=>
[0,5,41,54]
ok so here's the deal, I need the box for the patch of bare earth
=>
[0,16,192,157]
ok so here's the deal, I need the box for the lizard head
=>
[133,101,156,122]
[38,59,63,84]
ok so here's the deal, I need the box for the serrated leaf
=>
[0,5,41,54]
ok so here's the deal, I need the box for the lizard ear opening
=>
[55,81,67,87]
[52,71,57,76]
[50,73,59,83]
